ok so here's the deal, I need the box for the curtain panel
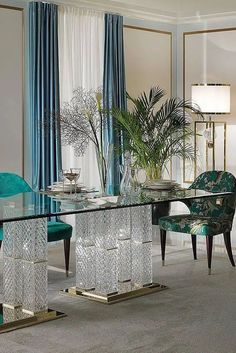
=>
[29,1,61,191]
[58,6,104,190]
[103,13,127,195]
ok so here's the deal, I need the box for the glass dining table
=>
[0,187,231,333]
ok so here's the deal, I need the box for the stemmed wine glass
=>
[59,169,66,193]
[63,168,81,195]
[71,168,81,194]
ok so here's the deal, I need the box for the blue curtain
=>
[29,2,61,191]
[103,13,127,195]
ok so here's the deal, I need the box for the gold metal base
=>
[60,283,167,304]
[0,304,66,334]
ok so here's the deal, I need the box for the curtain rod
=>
[37,0,122,16]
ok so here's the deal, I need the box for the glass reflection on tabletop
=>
[0,187,232,223]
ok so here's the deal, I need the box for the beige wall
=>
[124,26,172,100]
[124,25,173,179]
[0,6,23,175]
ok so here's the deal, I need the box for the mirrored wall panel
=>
[183,28,236,183]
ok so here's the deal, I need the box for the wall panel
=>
[124,25,172,99]
[124,25,172,179]
[183,28,236,182]
[0,6,23,175]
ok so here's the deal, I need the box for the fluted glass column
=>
[3,205,48,315]
[75,205,153,298]
[3,207,24,308]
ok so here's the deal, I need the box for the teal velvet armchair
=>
[159,171,236,274]
[0,173,72,276]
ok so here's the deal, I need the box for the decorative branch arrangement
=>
[59,87,108,193]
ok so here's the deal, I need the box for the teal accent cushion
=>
[0,173,32,197]
[47,221,72,242]
[0,221,72,242]
[159,214,232,236]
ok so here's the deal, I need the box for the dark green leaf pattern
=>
[159,171,236,236]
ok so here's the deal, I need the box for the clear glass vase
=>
[96,152,106,196]
[96,144,113,196]
[120,152,139,195]
[145,165,162,182]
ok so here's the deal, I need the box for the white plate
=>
[48,182,84,188]
[145,182,180,190]
[146,185,175,190]
[100,196,118,204]
[144,179,177,189]
[88,198,108,206]
[50,185,82,193]
[149,179,176,186]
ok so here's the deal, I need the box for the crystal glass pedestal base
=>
[1,209,66,333]
[61,205,167,304]
[0,305,66,334]
[61,283,167,304]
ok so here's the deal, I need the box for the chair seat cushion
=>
[0,221,72,242]
[159,214,232,236]
[47,221,73,242]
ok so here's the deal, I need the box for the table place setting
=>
[43,185,98,204]
[143,179,180,191]
[40,168,99,201]
[47,182,83,193]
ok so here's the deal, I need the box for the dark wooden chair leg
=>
[191,234,197,260]
[223,232,235,267]
[0,240,2,250]
[64,238,71,277]
[160,229,167,266]
[206,236,213,275]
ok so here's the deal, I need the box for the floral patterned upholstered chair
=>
[159,171,236,274]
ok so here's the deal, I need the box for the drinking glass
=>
[71,168,81,194]
[63,168,81,195]
[59,169,66,193]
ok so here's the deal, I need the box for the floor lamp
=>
[191,83,230,177]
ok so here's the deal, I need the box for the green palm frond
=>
[113,86,203,175]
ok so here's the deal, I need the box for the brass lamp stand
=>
[194,120,226,179]
[191,83,230,179]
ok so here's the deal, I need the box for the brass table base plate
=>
[60,283,167,304]
[0,304,66,334]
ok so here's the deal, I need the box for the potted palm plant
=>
[113,86,203,182]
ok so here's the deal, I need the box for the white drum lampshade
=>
[191,84,230,114]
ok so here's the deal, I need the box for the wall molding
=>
[177,11,236,24]
[28,0,177,23]
[10,0,236,25]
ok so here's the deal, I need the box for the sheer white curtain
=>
[58,6,104,189]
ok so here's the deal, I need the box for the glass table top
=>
[0,188,231,223]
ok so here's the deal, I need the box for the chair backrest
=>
[189,171,236,193]
[185,171,236,220]
[0,172,32,197]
